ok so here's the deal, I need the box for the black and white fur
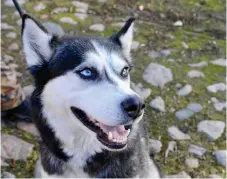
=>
[20,14,161,178]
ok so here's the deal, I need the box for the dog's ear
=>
[22,14,56,67]
[110,17,135,57]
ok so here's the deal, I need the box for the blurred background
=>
[1,0,226,178]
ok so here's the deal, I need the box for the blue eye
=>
[80,68,92,77]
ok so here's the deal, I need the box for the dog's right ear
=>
[22,14,55,67]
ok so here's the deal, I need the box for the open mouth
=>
[71,107,132,150]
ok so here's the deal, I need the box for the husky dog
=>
[20,12,161,178]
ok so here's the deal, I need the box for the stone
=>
[166,171,191,178]
[189,144,206,157]
[175,108,194,120]
[150,96,165,112]
[187,70,205,78]
[16,19,22,26]
[17,122,40,137]
[182,41,189,49]
[34,2,46,11]
[160,49,171,57]
[23,85,35,97]
[143,63,173,88]
[214,102,226,111]
[167,58,174,62]
[210,58,226,66]
[187,103,203,113]
[139,5,144,11]
[1,134,34,161]
[131,82,151,100]
[213,150,226,167]
[165,141,177,158]
[168,126,191,140]
[60,17,77,25]
[210,97,219,103]
[207,83,226,93]
[52,7,68,14]
[188,61,208,67]
[42,22,64,36]
[74,13,88,20]
[8,43,19,51]
[1,159,9,167]
[3,54,14,63]
[6,32,17,39]
[2,15,7,19]
[208,174,223,178]
[149,139,162,154]
[176,84,192,96]
[166,33,175,40]
[111,22,125,27]
[173,20,183,27]
[72,1,89,13]
[131,41,140,50]
[2,172,16,178]
[1,22,14,30]
[185,158,199,168]
[98,0,107,2]
[148,51,161,59]
[197,120,225,141]
[89,24,105,32]
[175,83,182,88]
[4,0,26,7]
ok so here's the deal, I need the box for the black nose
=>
[121,96,145,119]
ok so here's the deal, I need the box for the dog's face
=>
[22,15,144,151]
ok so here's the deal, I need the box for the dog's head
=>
[22,14,144,151]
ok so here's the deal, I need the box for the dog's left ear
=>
[110,17,135,57]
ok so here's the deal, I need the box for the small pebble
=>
[2,172,15,178]
[177,84,192,96]
[150,96,165,112]
[168,126,191,140]
[207,83,226,93]
[149,139,162,154]
[173,20,183,27]
[185,158,199,168]
[189,144,206,157]
[210,58,226,67]
[89,24,105,32]
[188,61,208,67]
[187,70,205,78]
[60,17,77,25]
[213,150,226,167]
[6,32,17,39]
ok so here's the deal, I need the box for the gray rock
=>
[208,174,223,178]
[150,96,165,112]
[175,83,182,88]
[187,103,203,113]
[1,159,9,167]
[175,109,194,120]
[187,70,205,78]
[149,139,162,154]
[60,17,77,25]
[16,19,22,26]
[6,32,17,39]
[213,150,226,167]
[173,20,183,27]
[17,122,40,137]
[1,134,34,161]
[131,82,151,100]
[34,2,46,11]
[4,0,26,7]
[2,172,15,178]
[148,51,161,59]
[210,58,226,67]
[210,97,219,103]
[111,22,125,27]
[166,171,191,178]
[42,22,64,36]
[8,43,19,51]
[189,144,206,157]
[185,158,199,168]
[74,13,88,20]
[168,126,191,140]
[167,58,174,62]
[72,1,89,13]
[197,120,225,141]
[89,24,105,32]
[98,0,107,3]
[143,63,173,88]
[3,54,14,63]
[131,41,140,50]
[1,22,14,30]
[160,49,171,57]
[207,83,226,93]
[2,15,7,19]
[177,84,192,96]
[188,61,208,67]
[52,7,68,14]
[23,85,35,97]
[165,141,177,158]
[166,33,175,40]
[214,102,226,111]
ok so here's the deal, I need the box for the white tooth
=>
[108,132,113,140]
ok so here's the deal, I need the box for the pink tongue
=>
[99,123,128,139]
